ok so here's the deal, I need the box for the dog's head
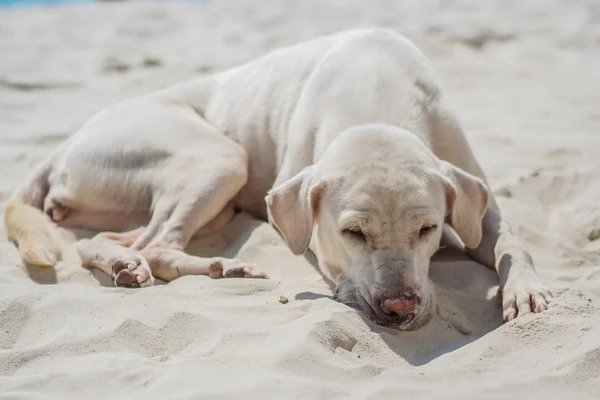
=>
[266,125,488,330]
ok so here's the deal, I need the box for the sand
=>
[1,0,599,398]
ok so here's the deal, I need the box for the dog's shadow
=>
[369,245,502,366]
[299,243,502,366]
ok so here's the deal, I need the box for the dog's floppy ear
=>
[265,166,324,255]
[439,161,489,249]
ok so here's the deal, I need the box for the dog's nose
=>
[381,292,420,325]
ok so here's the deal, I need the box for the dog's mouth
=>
[335,281,431,331]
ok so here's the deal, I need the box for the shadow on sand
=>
[295,239,503,366]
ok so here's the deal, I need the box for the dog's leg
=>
[141,247,267,281]
[136,202,268,279]
[77,229,154,288]
[120,152,267,281]
[430,106,552,321]
[130,150,248,251]
[79,215,266,285]
[136,196,267,280]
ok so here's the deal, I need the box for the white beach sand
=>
[1,0,599,398]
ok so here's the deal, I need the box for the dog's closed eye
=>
[419,224,437,238]
[342,228,367,242]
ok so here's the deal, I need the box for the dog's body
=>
[5,29,551,330]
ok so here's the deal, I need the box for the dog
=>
[4,28,552,330]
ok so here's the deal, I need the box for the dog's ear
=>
[439,161,489,249]
[265,166,324,255]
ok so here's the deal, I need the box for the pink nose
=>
[382,296,418,316]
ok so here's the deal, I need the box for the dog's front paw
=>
[499,273,553,322]
[208,258,268,279]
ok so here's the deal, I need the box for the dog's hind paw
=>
[111,255,155,288]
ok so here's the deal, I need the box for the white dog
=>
[4,29,552,330]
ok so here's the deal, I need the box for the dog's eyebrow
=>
[404,207,438,222]
[404,206,434,214]
[338,210,370,227]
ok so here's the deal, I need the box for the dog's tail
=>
[4,200,62,267]
[4,155,63,267]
